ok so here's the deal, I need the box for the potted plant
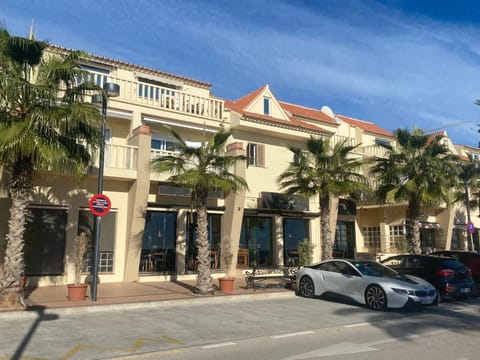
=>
[218,238,235,293]
[67,232,90,301]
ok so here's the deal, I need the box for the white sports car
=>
[296,259,438,310]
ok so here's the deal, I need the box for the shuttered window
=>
[247,143,265,167]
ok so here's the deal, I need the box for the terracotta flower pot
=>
[67,284,88,301]
[218,277,235,294]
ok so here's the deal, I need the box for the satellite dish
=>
[321,106,334,118]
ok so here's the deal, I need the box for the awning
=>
[135,72,184,89]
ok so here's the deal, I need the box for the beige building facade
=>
[0,46,478,287]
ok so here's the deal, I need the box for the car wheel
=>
[365,285,387,311]
[299,276,315,298]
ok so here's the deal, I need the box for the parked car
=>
[430,250,480,287]
[380,254,474,301]
[296,259,438,311]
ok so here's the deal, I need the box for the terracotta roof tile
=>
[48,44,212,89]
[336,114,393,137]
[232,86,267,109]
[279,101,337,125]
[241,111,331,134]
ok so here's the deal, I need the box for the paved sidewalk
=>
[0,277,295,318]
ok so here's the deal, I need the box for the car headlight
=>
[391,288,415,295]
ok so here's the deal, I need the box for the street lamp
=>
[91,82,120,301]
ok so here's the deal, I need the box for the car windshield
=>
[350,260,403,278]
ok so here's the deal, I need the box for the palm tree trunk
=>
[406,203,422,254]
[0,188,28,294]
[195,198,214,294]
[0,159,32,306]
[320,195,333,260]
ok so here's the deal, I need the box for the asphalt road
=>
[1,294,479,360]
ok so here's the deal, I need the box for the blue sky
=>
[1,0,480,146]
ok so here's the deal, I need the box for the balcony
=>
[363,144,389,159]
[91,143,138,179]
[87,72,224,121]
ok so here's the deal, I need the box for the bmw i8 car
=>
[296,259,438,310]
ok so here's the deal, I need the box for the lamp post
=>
[91,82,120,301]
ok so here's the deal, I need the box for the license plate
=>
[461,287,471,293]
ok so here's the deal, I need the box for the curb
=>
[0,291,296,320]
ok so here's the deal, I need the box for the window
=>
[420,228,436,253]
[140,211,177,273]
[151,138,179,152]
[247,143,265,167]
[23,207,67,276]
[389,225,406,252]
[283,218,309,266]
[186,213,221,271]
[240,216,273,267]
[78,209,117,273]
[79,64,110,86]
[334,221,355,258]
[363,226,380,249]
[375,138,391,146]
[263,97,270,115]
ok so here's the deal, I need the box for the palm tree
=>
[278,136,369,260]
[151,127,248,294]
[0,29,102,297]
[370,128,460,254]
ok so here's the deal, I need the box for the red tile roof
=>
[279,101,337,125]
[336,114,393,137]
[231,86,267,110]
[225,86,331,135]
[48,44,212,89]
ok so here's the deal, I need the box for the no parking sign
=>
[89,194,111,217]
[467,221,475,234]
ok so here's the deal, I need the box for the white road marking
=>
[281,342,377,360]
[201,341,236,349]
[272,331,315,339]
[344,322,370,328]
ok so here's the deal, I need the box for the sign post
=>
[89,193,111,301]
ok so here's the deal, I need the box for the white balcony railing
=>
[363,145,389,159]
[88,72,224,121]
[150,148,178,160]
[320,134,357,148]
[92,144,138,170]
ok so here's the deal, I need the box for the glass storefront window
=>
[78,210,117,273]
[334,221,355,258]
[283,218,309,266]
[140,211,177,273]
[420,228,436,254]
[451,228,467,250]
[24,207,67,276]
[240,216,273,268]
[186,213,221,272]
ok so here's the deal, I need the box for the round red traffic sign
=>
[467,221,475,234]
[89,194,111,216]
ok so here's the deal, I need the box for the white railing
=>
[150,149,178,160]
[88,71,224,121]
[92,144,138,170]
[363,145,389,159]
[320,134,357,148]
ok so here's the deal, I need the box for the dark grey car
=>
[381,254,474,300]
